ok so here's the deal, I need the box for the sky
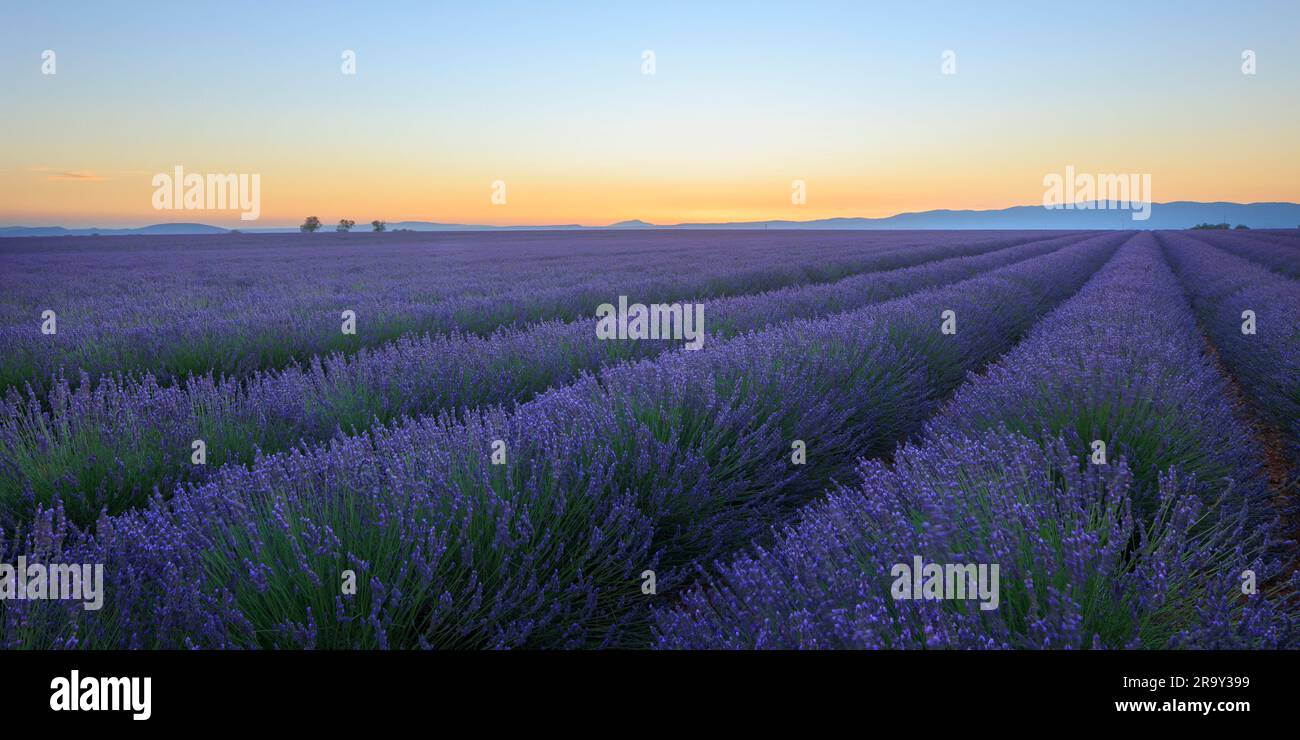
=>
[2,0,1298,228]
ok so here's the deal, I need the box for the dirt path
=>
[1196,331,1299,588]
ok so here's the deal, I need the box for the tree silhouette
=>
[337,219,356,233]
[300,216,322,233]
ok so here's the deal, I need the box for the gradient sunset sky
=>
[2,0,1298,228]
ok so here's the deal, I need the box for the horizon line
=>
[6,199,1299,232]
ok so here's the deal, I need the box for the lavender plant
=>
[931,232,1271,517]
[1158,232,1300,471]
[1,234,1119,648]
[0,230,1067,395]
[1180,229,1300,278]
[652,234,1293,649]
[652,431,1293,649]
[0,232,1094,526]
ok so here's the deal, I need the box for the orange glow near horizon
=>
[4,2,1299,229]
[4,158,1299,229]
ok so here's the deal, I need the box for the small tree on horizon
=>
[337,219,356,233]
[300,216,322,233]
[372,220,387,232]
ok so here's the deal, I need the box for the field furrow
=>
[1156,232,1300,473]
[653,233,1291,649]
[0,233,1123,649]
[0,231,1071,394]
[0,232,1095,525]
[1180,230,1300,278]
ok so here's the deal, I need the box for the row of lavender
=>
[0,233,1122,648]
[0,232,1094,526]
[654,234,1295,649]
[0,231,1069,393]
[1184,229,1300,278]
[1158,232,1300,472]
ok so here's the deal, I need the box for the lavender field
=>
[1,229,1297,649]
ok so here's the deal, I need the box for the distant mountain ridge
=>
[0,222,229,237]
[3,202,1299,237]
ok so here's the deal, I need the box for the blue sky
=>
[3,0,1297,226]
